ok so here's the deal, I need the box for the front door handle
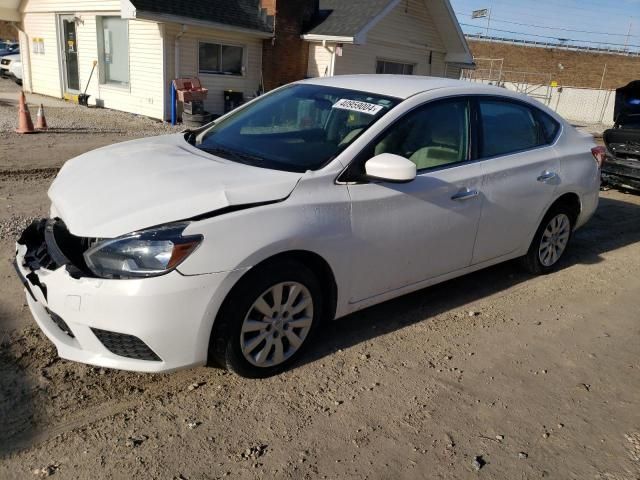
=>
[451,188,479,201]
[537,171,558,183]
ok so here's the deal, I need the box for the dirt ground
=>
[1,77,640,480]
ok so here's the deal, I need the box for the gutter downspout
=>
[11,22,32,92]
[175,24,187,78]
[329,42,336,77]
[172,24,187,125]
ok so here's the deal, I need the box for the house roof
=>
[129,0,272,34]
[303,0,473,66]
[0,0,21,21]
[305,0,392,39]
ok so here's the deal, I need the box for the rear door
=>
[471,97,561,264]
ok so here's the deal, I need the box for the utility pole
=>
[599,63,607,90]
[624,21,632,52]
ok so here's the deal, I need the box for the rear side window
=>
[536,110,561,144]
[479,99,544,158]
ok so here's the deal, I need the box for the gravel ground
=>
[0,214,37,242]
[0,78,180,136]
[0,78,182,173]
[574,123,609,139]
[0,77,639,480]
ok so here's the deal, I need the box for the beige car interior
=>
[373,101,469,170]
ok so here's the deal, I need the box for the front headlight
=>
[83,223,202,279]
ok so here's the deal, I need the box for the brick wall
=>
[260,0,277,16]
[468,39,640,90]
[261,0,318,91]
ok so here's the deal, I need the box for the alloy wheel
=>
[240,282,314,367]
[538,213,571,267]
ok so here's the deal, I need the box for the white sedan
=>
[9,59,22,85]
[0,52,20,77]
[15,75,601,377]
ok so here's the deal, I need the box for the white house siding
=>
[22,13,62,97]
[430,51,446,77]
[444,65,462,79]
[21,1,165,119]
[328,0,449,77]
[22,0,121,12]
[307,43,334,78]
[75,16,165,119]
[164,23,264,118]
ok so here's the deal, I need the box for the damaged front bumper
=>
[14,219,238,373]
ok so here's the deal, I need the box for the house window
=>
[97,17,129,85]
[199,42,244,75]
[376,60,414,75]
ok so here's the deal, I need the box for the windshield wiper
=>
[184,130,197,145]
[199,146,263,166]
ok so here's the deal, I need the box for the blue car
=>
[0,41,19,58]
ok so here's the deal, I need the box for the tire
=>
[182,112,213,122]
[182,112,214,128]
[209,260,323,378]
[520,203,576,275]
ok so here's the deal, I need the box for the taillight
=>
[591,146,607,168]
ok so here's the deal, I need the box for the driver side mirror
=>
[364,153,417,183]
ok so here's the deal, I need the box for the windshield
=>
[195,84,399,172]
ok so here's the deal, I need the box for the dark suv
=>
[603,81,640,192]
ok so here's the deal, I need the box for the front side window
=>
[199,42,243,75]
[195,84,399,172]
[479,99,545,157]
[371,99,470,171]
[97,17,129,85]
[376,60,414,75]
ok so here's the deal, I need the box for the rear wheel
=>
[521,205,575,275]
[209,260,323,378]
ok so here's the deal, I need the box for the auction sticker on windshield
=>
[332,99,384,115]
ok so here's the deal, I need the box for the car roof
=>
[300,74,507,99]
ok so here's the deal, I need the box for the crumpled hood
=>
[49,134,304,238]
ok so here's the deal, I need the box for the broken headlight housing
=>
[83,223,202,279]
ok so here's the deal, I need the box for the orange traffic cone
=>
[35,104,48,130]
[15,91,35,134]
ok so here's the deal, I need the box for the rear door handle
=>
[537,171,558,183]
[451,188,479,201]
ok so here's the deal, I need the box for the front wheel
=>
[520,205,575,275]
[209,260,323,378]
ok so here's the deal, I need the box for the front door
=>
[60,16,80,92]
[346,98,484,303]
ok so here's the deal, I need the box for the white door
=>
[472,98,560,264]
[345,98,484,303]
